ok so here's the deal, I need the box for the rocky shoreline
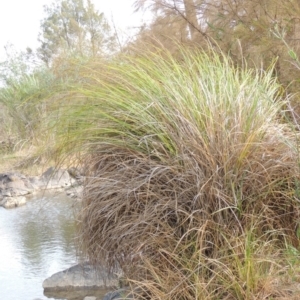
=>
[0,167,131,300]
[0,167,83,209]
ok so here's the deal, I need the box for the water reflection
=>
[0,191,79,300]
[44,289,110,300]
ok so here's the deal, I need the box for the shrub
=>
[0,69,55,145]
[55,48,300,299]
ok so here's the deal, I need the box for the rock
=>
[66,185,83,199]
[43,262,118,291]
[27,176,45,190]
[0,172,23,183]
[2,190,11,197]
[7,185,31,196]
[0,167,82,209]
[68,167,83,179]
[0,196,26,208]
[84,297,97,300]
[40,167,76,189]
[0,172,32,197]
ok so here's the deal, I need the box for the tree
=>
[134,0,300,45]
[38,0,117,65]
[134,0,207,43]
[0,43,39,86]
[133,1,300,93]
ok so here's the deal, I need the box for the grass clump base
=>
[56,47,300,299]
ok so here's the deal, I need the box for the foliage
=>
[0,68,56,143]
[38,0,117,65]
[0,43,39,86]
[48,46,300,299]
[133,0,300,101]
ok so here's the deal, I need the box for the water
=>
[0,191,109,300]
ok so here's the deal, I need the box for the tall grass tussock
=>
[54,47,300,299]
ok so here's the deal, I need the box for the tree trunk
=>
[183,0,199,40]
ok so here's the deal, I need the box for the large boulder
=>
[43,262,118,291]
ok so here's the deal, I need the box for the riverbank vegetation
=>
[2,0,300,299]
[54,47,300,299]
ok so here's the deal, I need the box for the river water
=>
[0,191,108,300]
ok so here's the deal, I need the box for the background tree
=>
[38,0,117,65]
[133,0,207,43]
[134,0,300,110]
[0,43,39,86]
